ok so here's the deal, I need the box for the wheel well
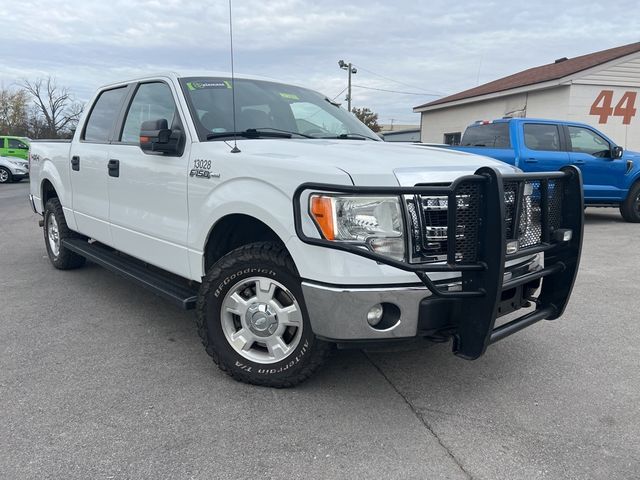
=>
[41,179,58,207]
[204,214,288,271]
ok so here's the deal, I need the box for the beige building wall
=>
[420,95,523,144]
[567,84,640,150]
[419,87,571,144]
[419,55,640,150]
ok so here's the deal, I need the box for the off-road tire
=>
[43,198,86,269]
[620,182,640,223]
[196,242,332,387]
[0,167,12,184]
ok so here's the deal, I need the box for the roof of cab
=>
[468,117,598,129]
[96,71,297,90]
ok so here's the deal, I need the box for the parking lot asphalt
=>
[1,181,639,480]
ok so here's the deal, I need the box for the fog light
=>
[367,304,384,326]
[553,229,572,242]
[506,240,519,255]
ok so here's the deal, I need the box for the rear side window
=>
[83,87,128,143]
[120,82,178,143]
[523,124,561,151]
[460,123,511,148]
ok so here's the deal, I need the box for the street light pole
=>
[338,60,357,111]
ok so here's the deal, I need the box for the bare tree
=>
[21,77,83,138]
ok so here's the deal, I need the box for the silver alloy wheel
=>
[0,169,8,183]
[221,276,303,364]
[47,212,60,257]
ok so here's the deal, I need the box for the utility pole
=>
[338,60,357,111]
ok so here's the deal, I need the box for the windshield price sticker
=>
[186,81,232,90]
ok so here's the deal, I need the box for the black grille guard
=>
[293,166,584,359]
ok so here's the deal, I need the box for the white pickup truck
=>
[29,72,584,387]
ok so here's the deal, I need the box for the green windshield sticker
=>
[186,81,232,90]
[279,92,300,100]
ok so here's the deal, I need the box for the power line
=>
[331,86,348,101]
[352,84,441,96]
[352,65,447,96]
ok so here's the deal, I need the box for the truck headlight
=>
[309,195,405,261]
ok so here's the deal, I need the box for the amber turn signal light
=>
[310,196,335,240]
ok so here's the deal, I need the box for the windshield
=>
[180,77,380,141]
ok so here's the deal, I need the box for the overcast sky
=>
[1,0,638,125]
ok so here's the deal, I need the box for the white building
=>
[414,42,640,150]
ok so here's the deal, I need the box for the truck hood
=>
[241,139,518,186]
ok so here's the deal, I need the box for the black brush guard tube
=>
[293,166,584,360]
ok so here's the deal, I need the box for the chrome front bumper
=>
[303,255,543,342]
[302,282,431,340]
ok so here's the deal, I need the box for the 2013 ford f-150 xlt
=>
[29,73,584,387]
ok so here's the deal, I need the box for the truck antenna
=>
[228,0,240,153]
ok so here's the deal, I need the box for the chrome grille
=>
[407,178,565,264]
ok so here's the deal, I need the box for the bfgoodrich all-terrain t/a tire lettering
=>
[196,242,332,387]
[43,198,86,270]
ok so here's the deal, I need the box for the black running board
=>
[62,238,199,310]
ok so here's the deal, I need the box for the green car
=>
[0,136,30,160]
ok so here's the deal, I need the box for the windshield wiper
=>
[321,133,379,141]
[252,127,315,138]
[206,129,291,140]
[206,128,314,140]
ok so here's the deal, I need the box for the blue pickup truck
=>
[441,118,640,222]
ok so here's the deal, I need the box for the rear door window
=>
[83,87,128,143]
[523,124,561,151]
[460,123,511,148]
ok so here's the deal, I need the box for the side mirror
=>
[612,145,624,159]
[139,119,183,155]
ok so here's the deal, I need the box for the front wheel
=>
[0,167,12,184]
[196,242,331,387]
[620,182,640,223]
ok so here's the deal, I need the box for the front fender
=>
[187,178,297,279]
[624,160,640,193]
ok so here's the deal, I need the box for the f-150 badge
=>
[190,159,220,179]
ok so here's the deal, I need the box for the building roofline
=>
[414,41,640,112]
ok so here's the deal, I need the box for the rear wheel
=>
[0,167,12,184]
[43,198,86,269]
[620,182,640,223]
[196,242,331,387]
